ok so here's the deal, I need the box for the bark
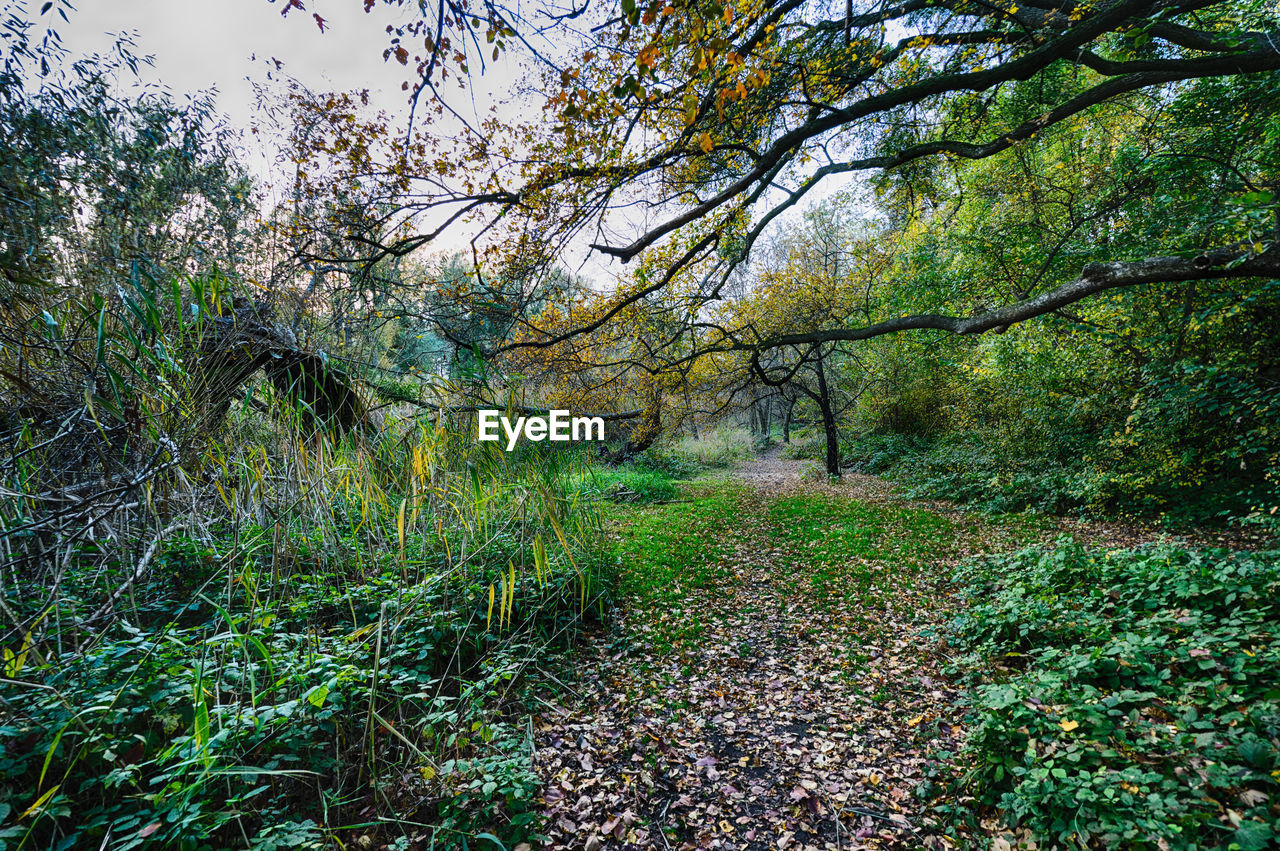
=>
[748,244,1280,352]
[814,357,840,478]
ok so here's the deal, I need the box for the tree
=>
[719,198,887,474]
[281,0,1279,376]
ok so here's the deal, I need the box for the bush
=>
[781,431,826,461]
[946,540,1280,849]
[846,432,1091,514]
[842,432,929,474]
[631,446,699,479]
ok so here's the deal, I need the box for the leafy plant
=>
[947,540,1280,849]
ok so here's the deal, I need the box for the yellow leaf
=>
[698,132,714,153]
[907,715,924,727]
[397,498,407,561]
[1060,719,1079,732]
[21,785,59,820]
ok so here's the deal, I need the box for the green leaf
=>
[306,683,330,708]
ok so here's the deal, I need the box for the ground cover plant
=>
[947,541,1280,850]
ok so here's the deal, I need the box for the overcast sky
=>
[47,0,855,282]
[60,1,410,107]
[55,0,520,179]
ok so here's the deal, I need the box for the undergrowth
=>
[944,540,1280,849]
[1,420,606,850]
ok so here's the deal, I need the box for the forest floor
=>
[527,450,1221,850]
[527,451,1032,850]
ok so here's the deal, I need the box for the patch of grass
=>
[945,540,1280,850]
[650,427,753,473]
[574,463,680,503]
[761,493,1045,642]
[763,494,960,628]
[0,427,603,851]
[600,485,742,653]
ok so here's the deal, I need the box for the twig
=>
[86,520,190,624]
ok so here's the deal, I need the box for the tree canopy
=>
[281,0,1279,366]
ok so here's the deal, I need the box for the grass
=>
[600,483,742,654]
[649,427,754,473]
[573,463,680,504]
[765,493,1046,626]
[0,418,606,851]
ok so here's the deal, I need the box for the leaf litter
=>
[530,452,1217,849]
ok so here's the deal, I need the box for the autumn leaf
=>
[1060,718,1080,732]
[698,132,713,153]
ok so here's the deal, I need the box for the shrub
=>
[781,432,826,461]
[846,432,1092,514]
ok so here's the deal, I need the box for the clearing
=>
[531,453,1055,850]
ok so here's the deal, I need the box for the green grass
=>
[574,463,680,503]
[764,493,1045,622]
[599,484,741,653]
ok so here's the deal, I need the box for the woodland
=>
[0,0,1279,848]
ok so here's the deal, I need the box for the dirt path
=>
[529,456,982,851]
[527,452,1273,851]
[727,446,897,503]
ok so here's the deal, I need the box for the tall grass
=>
[646,426,753,474]
[0,278,607,849]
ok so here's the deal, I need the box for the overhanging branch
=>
[744,244,1280,351]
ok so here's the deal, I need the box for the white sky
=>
[55,0,518,178]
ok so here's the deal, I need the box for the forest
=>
[0,0,1278,848]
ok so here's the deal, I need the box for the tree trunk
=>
[815,357,840,477]
[684,387,699,439]
[783,396,795,444]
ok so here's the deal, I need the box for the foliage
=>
[947,541,1280,849]
[1,417,605,849]
[845,433,1093,516]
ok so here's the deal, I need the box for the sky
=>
[49,0,560,264]
[54,0,514,180]
[46,0,858,284]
